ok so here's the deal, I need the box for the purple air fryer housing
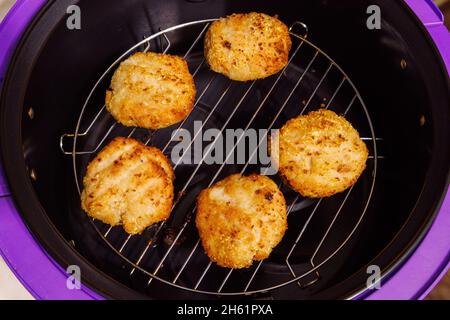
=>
[0,0,448,300]
[0,0,103,300]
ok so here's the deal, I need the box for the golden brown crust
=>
[204,12,292,81]
[81,137,174,234]
[274,109,368,198]
[196,174,287,269]
[105,52,196,129]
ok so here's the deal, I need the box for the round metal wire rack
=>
[60,19,378,296]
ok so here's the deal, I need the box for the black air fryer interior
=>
[1,0,450,299]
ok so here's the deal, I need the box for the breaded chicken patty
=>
[81,137,174,235]
[204,13,292,81]
[274,109,368,198]
[196,174,287,269]
[105,52,196,129]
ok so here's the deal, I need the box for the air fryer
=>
[0,0,449,299]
